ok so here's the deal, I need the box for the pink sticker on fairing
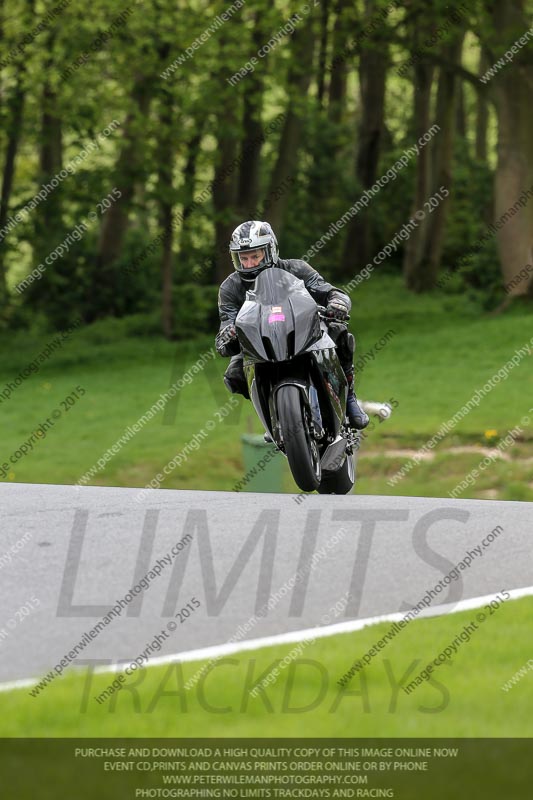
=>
[268,313,285,323]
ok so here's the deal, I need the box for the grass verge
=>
[2,596,531,738]
[0,275,531,498]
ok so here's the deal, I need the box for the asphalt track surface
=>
[0,482,531,684]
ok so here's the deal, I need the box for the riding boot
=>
[344,368,369,430]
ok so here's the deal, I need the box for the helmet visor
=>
[230,246,270,274]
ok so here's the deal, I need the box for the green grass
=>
[0,275,531,498]
[1,596,531,737]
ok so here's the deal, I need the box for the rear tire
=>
[317,451,355,495]
[277,385,321,492]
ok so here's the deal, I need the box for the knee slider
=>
[223,375,237,393]
[345,331,355,356]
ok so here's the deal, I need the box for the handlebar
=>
[317,306,350,323]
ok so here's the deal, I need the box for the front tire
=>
[276,385,321,492]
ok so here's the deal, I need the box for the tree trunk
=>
[237,92,263,218]
[423,34,464,282]
[0,86,25,301]
[475,51,489,161]
[341,0,388,270]
[316,0,331,107]
[212,34,241,284]
[156,62,175,340]
[263,16,316,235]
[0,21,30,305]
[97,75,153,270]
[212,128,239,284]
[306,0,351,247]
[34,33,64,263]
[403,61,436,291]
[236,13,268,218]
[178,122,207,257]
[489,0,533,297]
[327,0,351,124]
[40,87,63,175]
[455,79,466,140]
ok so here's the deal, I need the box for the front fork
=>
[270,379,323,449]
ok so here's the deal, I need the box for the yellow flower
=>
[484,429,498,440]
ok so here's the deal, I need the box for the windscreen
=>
[236,268,320,361]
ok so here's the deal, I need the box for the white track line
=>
[2,585,533,694]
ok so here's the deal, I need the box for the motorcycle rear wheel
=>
[277,385,321,492]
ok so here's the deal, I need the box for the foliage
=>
[0,0,531,335]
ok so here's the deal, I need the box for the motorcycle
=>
[235,267,359,494]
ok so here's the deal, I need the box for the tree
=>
[328,0,352,123]
[236,11,269,218]
[484,0,533,299]
[342,0,389,271]
[402,57,436,291]
[96,74,153,275]
[155,42,176,340]
[33,28,64,268]
[475,51,489,161]
[421,32,465,282]
[211,29,241,285]
[263,14,317,235]
[0,0,35,308]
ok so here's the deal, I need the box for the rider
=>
[215,220,369,430]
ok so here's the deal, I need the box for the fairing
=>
[236,268,321,362]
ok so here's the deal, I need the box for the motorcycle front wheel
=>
[276,384,321,492]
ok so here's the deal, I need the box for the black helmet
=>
[229,220,279,282]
